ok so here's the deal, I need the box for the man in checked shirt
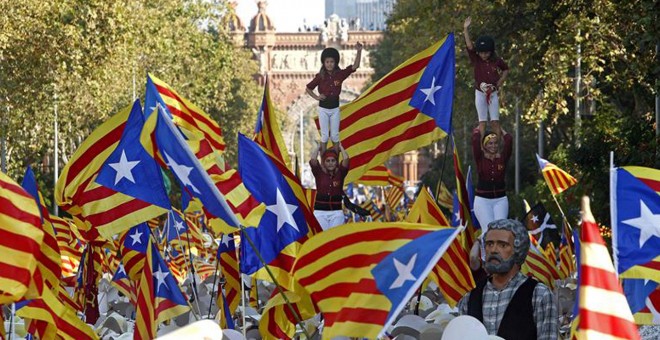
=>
[458,219,558,340]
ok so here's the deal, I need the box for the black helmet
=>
[475,36,495,53]
[320,47,340,64]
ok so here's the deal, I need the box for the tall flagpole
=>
[1,101,6,174]
[53,90,59,216]
[299,110,304,173]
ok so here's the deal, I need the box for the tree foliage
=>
[0,0,261,204]
[373,0,659,225]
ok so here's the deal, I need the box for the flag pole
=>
[238,225,312,339]
[207,258,220,319]
[9,303,15,340]
[171,211,202,320]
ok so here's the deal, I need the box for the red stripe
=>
[435,272,463,301]
[154,84,224,150]
[579,308,639,339]
[301,251,391,287]
[65,122,125,186]
[84,198,152,226]
[0,224,42,254]
[266,308,290,339]
[426,201,449,225]
[342,82,418,128]
[324,307,389,328]
[580,265,624,291]
[0,178,34,199]
[349,120,438,170]
[637,177,660,192]
[0,262,32,285]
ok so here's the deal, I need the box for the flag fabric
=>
[632,286,660,325]
[237,133,320,275]
[16,287,98,340]
[356,165,390,186]
[452,135,477,249]
[55,104,166,240]
[111,261,136,304]
[153,105,239,228]
[385,186,403,212]
[406,186,450,226]
[404,188,474,307]
[339,34,455,183]
[96,99,170,210]
[465,166,481,232]
[254,76,291,168]
[434,180,453,210]
[558,230,576,280]
[0,171,45,304]
[522,202,560,248]
[292,222,460,338]
[578,197,640,339]
[216,233,240,323]
[522,236,559,290]
[145,73,225,153]
[536,154,577,196]
[361,200,384,221]
[118,223,150,282]
[217,287,236,330]
[611,166,660,282]
[21,166,63,291]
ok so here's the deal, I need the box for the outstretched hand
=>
[356,41,364,51]
[464,17,471,29]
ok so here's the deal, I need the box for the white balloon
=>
[441,315,489,340]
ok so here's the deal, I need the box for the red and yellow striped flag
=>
[578,197,640,339]
[522,236,560,290]
[254,76,291,168]
[149,73,225,153]
[55,104,167,240]
[405,188,474,307]
[0,171,45,304]
[339,36,454,183]
[452,136,477,250]
[536,154,577,196]
[356,165,390,186]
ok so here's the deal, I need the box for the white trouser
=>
[313,210,345,231]
[475,89,500,122]
[318,106,340,143]
[474,195,509,234]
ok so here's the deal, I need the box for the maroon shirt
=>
[306,66,356,108]
[310,160,348,210]
[472,128,512,198]
[467,48,509,91]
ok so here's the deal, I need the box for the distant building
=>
[326,0,395,31]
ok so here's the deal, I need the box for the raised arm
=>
[463,17,474,50]
[338,142,349,168]
[352,42,363,70]
[310,141,320,165]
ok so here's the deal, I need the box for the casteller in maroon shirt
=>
[467,48,509,91]
[306,65,356,109]
[472,128,513,198]
[310,160,349,211]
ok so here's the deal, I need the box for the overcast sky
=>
[234,0,326,32]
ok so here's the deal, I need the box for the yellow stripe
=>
[579,286,635,321]
[577,329,634,340]
[581,242,616,273]
[624,166,660,195]
[319,293,390,314]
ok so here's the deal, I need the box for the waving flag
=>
[578,197,640,339]
[16,287,98,340]
[522,202,560,248]
[145,74,225,153]
[118,223,150,282]
[611,166,660,282]
[452,136,477,249]
[56,104,166,240]
[111,262,136,303]
[0,171,45,303]
[434,180,453,210]
[153,105,239,228]
[216,233,240,327]
[96,99,170,210]
[405,188,474,307]
[237,133,320,274]
[465,166,481,232]
[356,165,390,186]
[522,236,559,290]
[292,222,460,338]
[21,167,63,291]
[340,34,455,183]
[254,76,291,167]
[536,154,577,195]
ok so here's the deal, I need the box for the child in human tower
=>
[306,42,363,154]
[463,17,509,140]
